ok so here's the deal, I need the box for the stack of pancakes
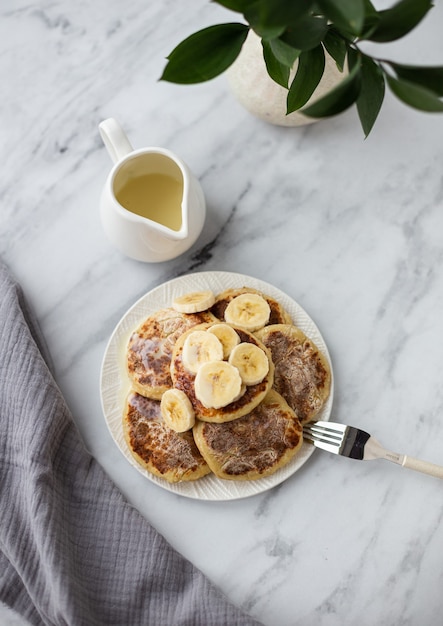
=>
[123,287,331,483]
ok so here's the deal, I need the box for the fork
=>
[303,421,443,479]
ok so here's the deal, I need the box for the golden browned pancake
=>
[126,308,217,399]
[123,392,211,483]
[211,287,292,325]
[255,324,331,424]
[170,323,274,423]
[193,390,303,481]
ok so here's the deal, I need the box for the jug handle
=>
[99,118,134,163]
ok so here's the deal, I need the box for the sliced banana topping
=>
[194,361,243,409]
[182,330,224,374]
[207,323,240,359]
[228,342,270,386]
[160,388,195,432]
[172,290,215,314]
[224,293,271,331]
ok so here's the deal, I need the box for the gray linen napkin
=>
[0,261,263,626]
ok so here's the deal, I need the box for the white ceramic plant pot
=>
[226,31,346,127]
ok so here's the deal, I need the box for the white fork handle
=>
[401,455,443,479]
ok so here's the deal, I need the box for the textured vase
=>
[226,31,346,127]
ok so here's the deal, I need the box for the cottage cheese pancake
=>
[170,323,274,423]
[127,308,217,399]
[256,324,331,423]
[193,390,303,481]
[211,287,292,325]
[123,392,210,483]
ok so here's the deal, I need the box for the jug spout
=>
[136,170,205,262]
[134,155,201,244]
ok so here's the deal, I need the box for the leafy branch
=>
[160,0,443,136]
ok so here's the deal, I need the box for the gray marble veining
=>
[1,1,443,624]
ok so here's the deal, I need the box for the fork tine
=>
[303,421,348,455]
[304,429,341,446]
[305,421,347,435]
[303,421,346,443]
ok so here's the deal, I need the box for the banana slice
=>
[182,330,224,374]
[160,388,195,432]
[207,323,240,358]
[224,293,271,331]
[194,361,243,409]
[172,290,215,314]
[228,342,270,386]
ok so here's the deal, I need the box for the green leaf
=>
[244,0,313,29]
[356,55,385,137]
[281,15,328,51]
[388,63,443,97]
[245,0,313,40]
[268,38,300,68]
[262,37,302,89]
[362,0,377,15]
[262,40,290,88]
[360,0,381,39]
[250,23,285,40]
[316,0,365,36]
[323,28,347,71]
[287,45,325,113]
[386,75,443,112]
[302,61,362,118]
[160,23,249,84]
[367,0,433,43]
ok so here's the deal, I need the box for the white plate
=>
[100,271,333,501]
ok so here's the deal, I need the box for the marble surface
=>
[2,1,443,624]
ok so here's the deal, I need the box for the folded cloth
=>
[0,261,263,626]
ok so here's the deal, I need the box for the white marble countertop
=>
[2,1,443,624]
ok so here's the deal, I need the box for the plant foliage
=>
[160,0,443,136]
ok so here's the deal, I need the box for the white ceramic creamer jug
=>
[99,118,206,262]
